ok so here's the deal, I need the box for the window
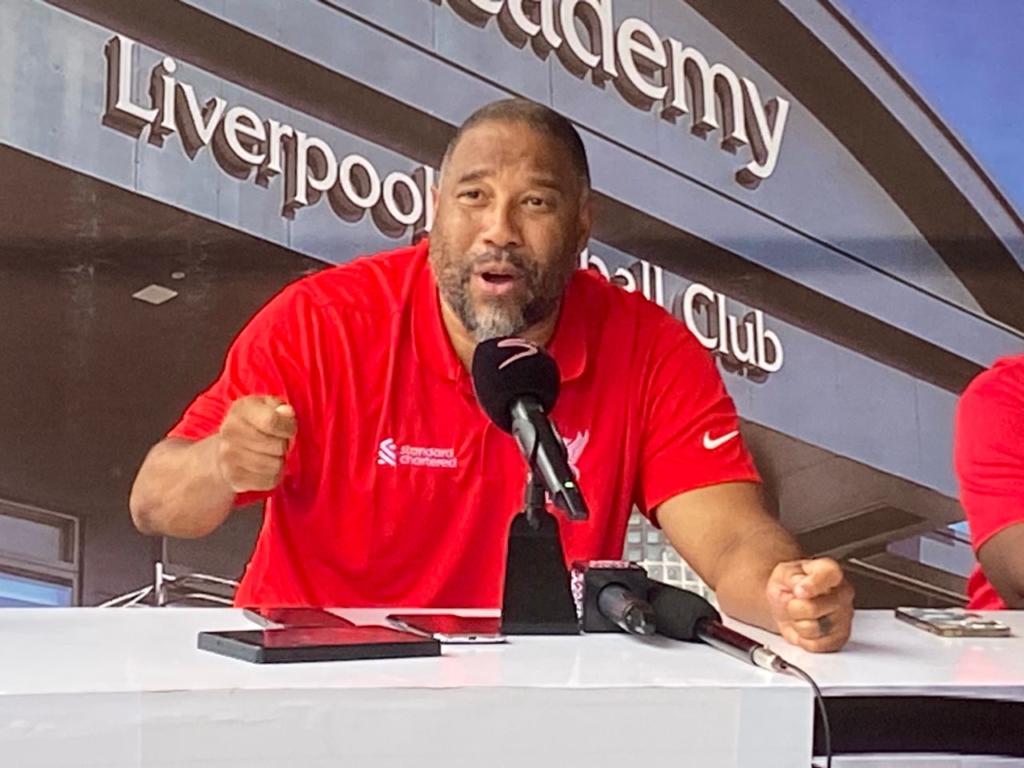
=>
[0,570,73,607]
[0,500,80,607]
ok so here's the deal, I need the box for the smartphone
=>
[894,607,1011,638]
[198,625,441,664]
[242,606,356,629]
[386,613,507,644]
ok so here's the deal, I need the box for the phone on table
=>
[386,613,507,644]
[242,607,356,629]
[199,624,441,664]
[894,607,1011,637]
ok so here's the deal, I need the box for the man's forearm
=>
[129,436,236,538]
[712,522,802,632]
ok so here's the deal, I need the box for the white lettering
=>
[436,2,790,183]
[93,34,546,238]
[260,119,293,183]
[103,35,158,135]
[682,283,718,350]
[221,106,267,167]
[612,266,638,292]
[382,172,424,227]
[177,83,226,153]
[560,0,618,79]
[538,0,563,50]
[665,41,748,150]
[580,249,611,279]
[756,311,785,373]
[398,444,458,469]
[508,0,541,37]
[680,283,784,376]
[284,130,338,214]
[616,18,667,104]
[738,79,790,187]
[727,313,757,365]
[149,57,177,142]
[339,154,382,210]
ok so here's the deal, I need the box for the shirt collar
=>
[411,239,589,387]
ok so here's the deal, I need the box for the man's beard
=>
[431,244,576,342]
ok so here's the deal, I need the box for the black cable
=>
[779,659,832,768]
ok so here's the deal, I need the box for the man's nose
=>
[481,201,523,250]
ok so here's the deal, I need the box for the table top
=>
[0,607,799,697]
[1,608,1021,701]
[737,610,1024,700]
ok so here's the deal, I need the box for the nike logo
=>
[703,430,740,450]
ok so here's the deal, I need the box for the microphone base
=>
[500,504,580,636]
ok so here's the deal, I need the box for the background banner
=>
[1,0,1021,608]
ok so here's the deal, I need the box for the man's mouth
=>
[481,272,517,285]
[473,265,524,296]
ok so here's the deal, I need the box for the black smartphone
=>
[241,606,356,629]
[198,625,441,664]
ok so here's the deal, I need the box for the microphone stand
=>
[500,472,581,635]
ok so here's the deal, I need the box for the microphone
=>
[472,337,589,520]
[571,561,656,635]
[646,580,783,671]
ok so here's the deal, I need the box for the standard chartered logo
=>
[377,439,458,469]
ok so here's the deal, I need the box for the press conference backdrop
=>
[1,0,1022,608]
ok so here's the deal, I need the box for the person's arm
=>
[976,523,1024,607]
[657,481,854,652]
[129,436,235,538]
[129,397,297,538]
[955,363,1024,608]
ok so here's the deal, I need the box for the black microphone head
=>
[646,580,722,642]
[471,337,560,433]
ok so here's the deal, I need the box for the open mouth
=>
[480,271,518,285]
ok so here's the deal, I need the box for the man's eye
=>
[459,189,483,201]
[526,196,551,208]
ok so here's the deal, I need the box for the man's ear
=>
[576,195,595,254]
[430,184,440,213]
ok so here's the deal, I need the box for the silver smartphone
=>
[894,606,1011,638]
[386,613,507,644]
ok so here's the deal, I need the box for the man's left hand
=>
[766,558,854,652]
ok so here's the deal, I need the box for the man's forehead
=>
[445,120,574,178]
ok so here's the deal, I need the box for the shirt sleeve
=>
[634,313,761,521]
[954,362,1024,551]
[167,284,314,506]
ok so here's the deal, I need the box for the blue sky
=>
[837,0,1024,217]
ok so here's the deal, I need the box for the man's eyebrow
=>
[452,170,569,192]
[455,168,493,185]
[528,176,568,193]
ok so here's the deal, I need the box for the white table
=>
[738,611,1024,764]
[737,610,1024,702]
[0,608,813,768]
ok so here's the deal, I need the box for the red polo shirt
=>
[168,239,759,608]
[955,355,1024,610]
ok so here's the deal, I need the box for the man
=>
[130,99,854,652]
[955,355,1024,609]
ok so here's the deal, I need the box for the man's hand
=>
[767,558,854,652]
[215,396,298,493]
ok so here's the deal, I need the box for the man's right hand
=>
[215,396,298,493]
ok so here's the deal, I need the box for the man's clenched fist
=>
[215,396,298,493]
[767,558,854,653]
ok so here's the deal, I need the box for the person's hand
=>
[766,558,854,652]
[215,396,297,493]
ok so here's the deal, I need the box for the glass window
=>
[0,570,73,607]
